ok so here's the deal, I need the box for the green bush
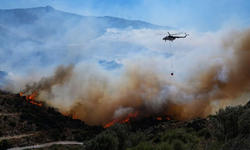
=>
[84,123,146,150]
[211,106,244,142]
[85,131,119,150]
[155,142,173,150]
[221,135,250,150]
[161,128,201,150]
[172,140,186,150]
[161,128,200,145]
[127,142,154,150]
[126,131,147,148]
[239,109,250,134]
[197,128,211,139]
[106,123,131,149]
[205,141,223,150]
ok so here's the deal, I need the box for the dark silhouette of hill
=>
[0,90,102,149]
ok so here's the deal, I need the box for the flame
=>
[62,113,77,120]
[166,117,170,120]
[30,100,42,106]
[104,120,116,128]
[28,92,37,100]
[157,117,162,120]
[72,115,77,119]
[104,111,139,128]
[19,92,42,106]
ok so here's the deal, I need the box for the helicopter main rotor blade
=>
[171,32,184,35]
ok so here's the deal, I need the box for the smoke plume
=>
[17,28,250,126]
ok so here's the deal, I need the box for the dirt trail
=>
[0,113,20,116]
[0,134,32,141]
[7,141,83,150]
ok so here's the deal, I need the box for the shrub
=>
[126,131,147,148]
[9,121,16,127]
[205,141,223,150]
[74,133,84,142]
[172,140,185,150]
[197,128,211,139]
[161,128,201,150]
[239,109,250,134]
[0,139,12,150]
[211,106,244,142]
[84,123,146,150]
[3,116,7,121]
[155,142,173,150]
[106,123,131,149]
[61,135,67,140]
[85,132,119,150]
[221,135,250,150]
[20,112,34,120]
[127,142,154,150]
[162,128,200,144]
[50,129,61,141]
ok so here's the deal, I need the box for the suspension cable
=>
[169,42,172,71]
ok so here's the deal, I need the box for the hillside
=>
[0,90,102,149]
[1,90,250,150]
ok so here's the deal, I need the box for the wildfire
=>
[104,111,139,128]
[62,113,77,120]
[157,117,162,120]
[19,92,42,106]
[104,113,172,128]
[28,92,37,100]
[104,120,116,128]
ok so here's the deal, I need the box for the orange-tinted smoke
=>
[22,64,74,94]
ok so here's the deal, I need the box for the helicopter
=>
[163,32,188,42]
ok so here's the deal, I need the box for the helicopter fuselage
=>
[162,36,176,42]
[162,34,187,42]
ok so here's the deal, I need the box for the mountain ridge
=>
[0,5,173,30]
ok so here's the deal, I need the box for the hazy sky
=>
[1,0,250,31]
